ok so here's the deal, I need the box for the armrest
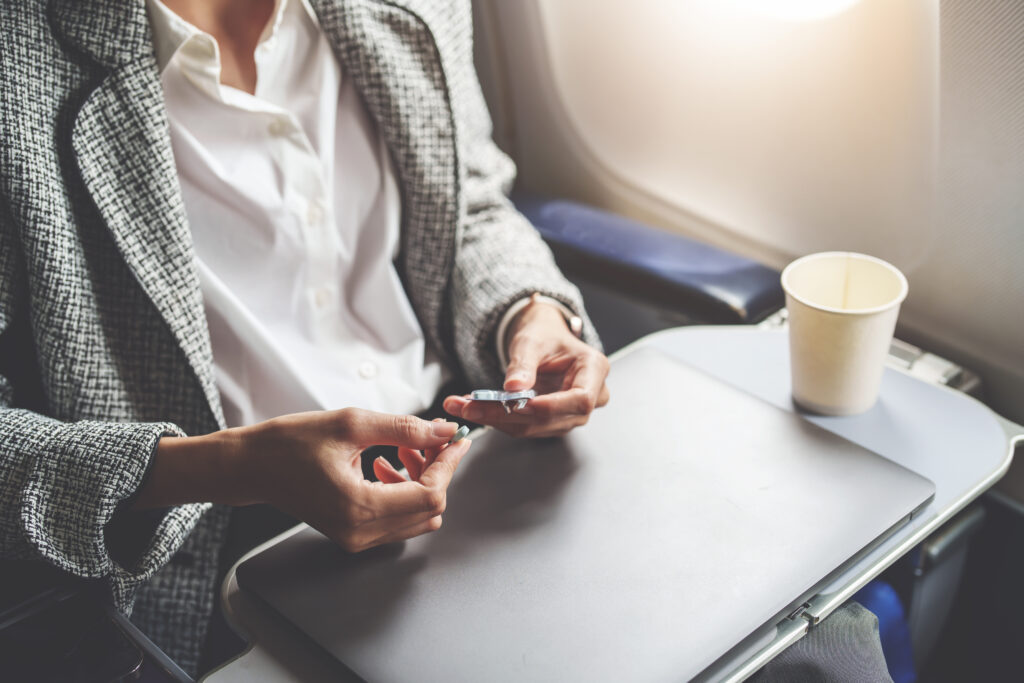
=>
[516,197,784,324]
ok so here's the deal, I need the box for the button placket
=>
[304,193,335,315]
[273,118,336,319]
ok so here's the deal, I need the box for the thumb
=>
[341,409,458,448]
[504,335,542,392]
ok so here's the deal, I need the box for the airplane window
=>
[521,0,936,267]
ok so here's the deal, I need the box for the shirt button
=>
[314,288,331,308]
[358,361,378,379]
[267,117,288,136]
[307,204,323,225]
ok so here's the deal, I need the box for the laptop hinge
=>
[783,594,832,631]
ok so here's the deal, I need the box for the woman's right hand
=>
[135,409,471,552]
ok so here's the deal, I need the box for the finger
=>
[456,394,590,427]
[367,439,472,516]
[459,400,536,426]
[397,447,426,481]
[355,502,446,542]
[417,438,471,490]
[340,408,457,449]
[494,413,590,439]
[526,414,591,438]
[516,389,593,420]
[422,417,450,471]
[458,384,604,433]
[340,506,445,552]
[446,395,527,423]
[597,384,610,407]
[422,443,444,470]
[568,352,610,408]
[443,395,471,419]
[366,515,444,549]
[504,334,545,392]
[373,456,406,484]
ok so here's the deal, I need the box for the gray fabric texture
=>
[0,0,595,674]
[753,602,894,683]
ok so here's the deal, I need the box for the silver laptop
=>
[238,346,934,681]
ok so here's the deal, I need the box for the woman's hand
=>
[135,409,471,552]
[444,300,610,438]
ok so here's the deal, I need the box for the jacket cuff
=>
[19,418,205,601]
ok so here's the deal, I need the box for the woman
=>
[0,0,608,673]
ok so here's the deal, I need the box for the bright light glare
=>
[726,0,862,22]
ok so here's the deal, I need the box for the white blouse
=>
[147,0,447,427]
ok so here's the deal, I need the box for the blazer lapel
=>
[51,0,224,428]
[312,0,461,357]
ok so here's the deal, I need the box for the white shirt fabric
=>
[146,0,447,427]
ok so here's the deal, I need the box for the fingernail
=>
[375,455,389,466]
[432,421,458,438]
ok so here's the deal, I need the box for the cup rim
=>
[781,251,909,316]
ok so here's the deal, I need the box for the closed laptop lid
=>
[238,346,934,681]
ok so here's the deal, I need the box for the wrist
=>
[210,425,260,506]
[133,427,253,509]
[229,421,276,507]
[499,294,584,369]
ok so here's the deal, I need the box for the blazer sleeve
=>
[446,1,601,388]
[0,203,204,610]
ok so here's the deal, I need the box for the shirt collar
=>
[145,0,292,75]
[146,0,197,74]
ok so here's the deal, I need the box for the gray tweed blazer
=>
[0,0,595,672]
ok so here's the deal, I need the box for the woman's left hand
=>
[443,300,610,438]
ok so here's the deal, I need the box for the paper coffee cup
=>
[781,252,908,416]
